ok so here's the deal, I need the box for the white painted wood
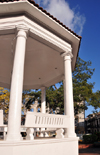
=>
[40,87,46,137]
[56,129,64,139]
[26,128,34,140]
[25,112,69,128]
[41,87,46,114]
[6,27,28,141]
[62,52,76,138]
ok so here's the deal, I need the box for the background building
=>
[75,110,85,134]
[85,112,100,134]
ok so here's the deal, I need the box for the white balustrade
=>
[25,112,69,129]
[0,111,69,140]
[24,111,69,140]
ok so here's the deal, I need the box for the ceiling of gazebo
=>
[0,34,64,89]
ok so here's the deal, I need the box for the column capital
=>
[61,51,73,59]
[16,25,29,38]
[16,24,29,32]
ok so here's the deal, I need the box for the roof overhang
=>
[0,1,81,89]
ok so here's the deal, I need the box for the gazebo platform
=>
[0,137,78,155]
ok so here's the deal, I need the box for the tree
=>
[89,90,100,110]
[73,57,95,115]
[25,57,96,115]
[45,86,63,114]
[0,87,10,123]
[43,57,96,115]
[25,90,41,110]
[22,89,41,113]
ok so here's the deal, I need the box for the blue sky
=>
[34,0,100,117]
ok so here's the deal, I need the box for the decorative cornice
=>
[0,16,71,52]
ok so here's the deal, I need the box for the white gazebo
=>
[0,0,81,155]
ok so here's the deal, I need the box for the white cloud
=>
[34,0,86,35]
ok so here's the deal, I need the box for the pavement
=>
[79,147,100,155]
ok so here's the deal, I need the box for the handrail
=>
[25,112,69,128]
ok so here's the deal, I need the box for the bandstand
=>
[0,0,81,155]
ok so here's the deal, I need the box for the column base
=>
[5,133,23,141]
[64,128,76,138]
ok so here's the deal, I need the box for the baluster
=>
[26,128,34,140]
[56,128,64,139]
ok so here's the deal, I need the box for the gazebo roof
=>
[0,0,81,40]
[0,0,81,89]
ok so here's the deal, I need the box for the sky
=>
[34,0,100,117]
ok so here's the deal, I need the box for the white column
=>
[41,87,46,113]
[62,51,76,138]
[40,87,46,137]
[6,26,28,141]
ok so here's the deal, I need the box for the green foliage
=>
[22,90,41,110]
[73,57,95,114]
[83,132,100,144]
[46,85,64,114]
[89,91,100,110]
[0,87,10,123]
[95,132,100,141]
[83,134,98,144]
[25,57,97,115]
